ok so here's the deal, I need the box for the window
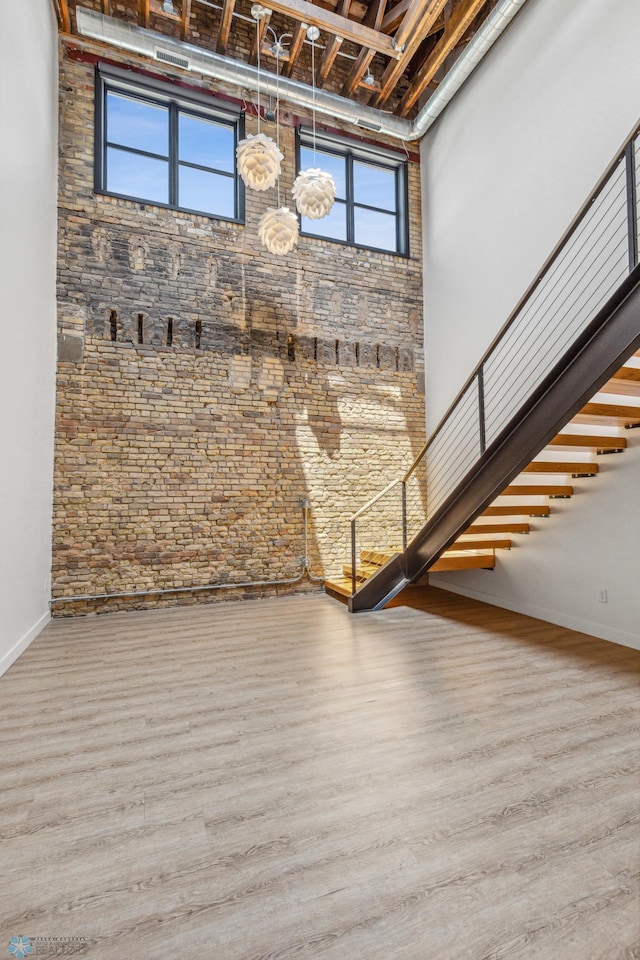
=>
[296,129,408,255]
[95,65,243,221]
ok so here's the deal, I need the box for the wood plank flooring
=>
[1,587,639,960]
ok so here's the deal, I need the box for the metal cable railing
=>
[347,125,640,597]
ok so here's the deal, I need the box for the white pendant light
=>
[236,5,282,192]
[237,133,283,191]
[292,26,336,221]
[257,26,299,255]
[292,167,336,219]
[258,207,299,254]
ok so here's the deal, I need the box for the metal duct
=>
[411,0,530,140]
[75,1,529,142]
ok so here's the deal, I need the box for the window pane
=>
[301,200,347,241]
[106,147,169,203]
[179,165,235,218]
[179,113,235,173]
[107,91,168,156]
[300,147,346,199]
[353,160,396,212]
[354,206,397,251]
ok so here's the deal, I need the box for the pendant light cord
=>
[276,46,281,207]
[256,17,261,136]
[311,38,317,166]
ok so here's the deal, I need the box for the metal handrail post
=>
[625,139,638,272]
[351,518,357,595]
[477,366,487,454]
[401,481,407,551]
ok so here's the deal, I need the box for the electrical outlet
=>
[598,589,608,603]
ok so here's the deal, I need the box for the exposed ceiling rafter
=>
[216,0,236,53]
[181,0,192,39]
[281,20,306,77]
[398,0,488,114]
[372,0,448,106]
[248,0,401,59]
[340,0,386,96]
[54,0,71,32]
[138,0,150,28]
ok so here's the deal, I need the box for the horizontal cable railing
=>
[348,124,640,598]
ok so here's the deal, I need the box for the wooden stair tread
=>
[548,433,626,450]
[597,378,640,398]
[360,549,397,566]
[342,562,381,581]
[501,484,573,497]
[579,401,640,423]
[502,484,573,497]
[431,553,495,572]
[616,365,640,382]
[523,461,598,475]
[465,522,530,535]
[447,538,511,551]
[482,505,550,517]
[324,577,353,598]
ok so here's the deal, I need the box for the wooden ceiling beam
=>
[181,0,192,39]
[341,0,385,97]
[316,35,343,86]
[394,0,446,53]
[216,0,236,54]
[138,0,150,28]
[383,3,443,36]
[248,0,401,59]
[281,21,306,77]
[101,0,111,14]
[362,0,387,29]
[381,0,412,34]
[52,0,71,32]
[371,0,447,106]
[316,0,349,87]
[341,47,375,97]
[398,0,488,114]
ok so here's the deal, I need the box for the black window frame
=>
[296,127,409,257]
[95,64,245,223]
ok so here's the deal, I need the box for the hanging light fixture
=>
[257,26,299,255]
[236,5,282,192]
[258,207,299,254]
[292,26,336,221]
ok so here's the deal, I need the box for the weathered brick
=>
[53,41,426,615]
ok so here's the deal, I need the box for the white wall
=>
[0,1,58,673]
[421,0,640,649]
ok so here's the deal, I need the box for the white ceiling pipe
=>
[75,1,529,143]
[411,0,530,140]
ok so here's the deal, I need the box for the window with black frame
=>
[297,130,408,255]
[95,66,243,221]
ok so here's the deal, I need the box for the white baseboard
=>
[0,610,51,679]
[429,576,640,652]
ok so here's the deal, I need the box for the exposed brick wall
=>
[53,39,425,614]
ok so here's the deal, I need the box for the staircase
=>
[325,353,640,601]
[324,122,640,612]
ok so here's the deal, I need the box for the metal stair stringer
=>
[349,263,640,613]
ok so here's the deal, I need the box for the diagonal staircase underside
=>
[325,123,640,612]
[325,342,640,606]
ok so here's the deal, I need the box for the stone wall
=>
[53,39,426,614]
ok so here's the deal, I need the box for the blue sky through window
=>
[107,92,168,156]
[179,114,235,172]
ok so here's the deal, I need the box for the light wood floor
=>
[1,587,639,959]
